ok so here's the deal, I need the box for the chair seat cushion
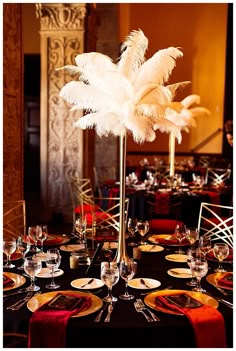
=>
[74,206,110,225]
[150,219,185,234]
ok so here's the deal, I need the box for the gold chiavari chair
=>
[3,200,26,240]
[205,167,231,186]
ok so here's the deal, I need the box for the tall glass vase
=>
[114,132,131,264]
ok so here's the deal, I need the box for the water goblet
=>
[213,243,229,272]
[28,226,40,253]
[75,217,87,246]
[3,238,16,268]
[24,256,42,291]
[45,248,61,289]
[190,257,208,292]
[185,227,199,247]
[127,218,138,247]
[136,219,149,245]
[198,236,212,257]
[174,224,186,254]
[16,236,31,270]
[36,224,48,253]
[185,247,200,287]
[100,264,119,302]
[119,259,137,300]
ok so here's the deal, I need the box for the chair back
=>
[3,200,26,239]
[205,167,231,186]
[93,166,116,197]
[197,202,233,248]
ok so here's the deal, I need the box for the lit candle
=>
[169,132,175,177]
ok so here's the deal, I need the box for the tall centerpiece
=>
[58,29,209,263]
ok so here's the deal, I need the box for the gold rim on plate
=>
[44,234,71,246]
[144,289,219,316]
[206,272,233,291]
[148,234,189,246]
[3,272,26,291]
[139,244,164,252]
[27,290,103,317]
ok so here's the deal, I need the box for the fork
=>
[214,285,232,296]
[136,299,160,322]
[6,292,34,310]
[12,291,41,311]
[134,301,153,322]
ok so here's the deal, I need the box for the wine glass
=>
[3,238,16,268]
[127,218,137,247]
[213,243,229,272]
[198,236,212,257]
[185,247,200,287]
[119,259,137,300]
[16,236,31,270]
[75,217,87,246]
[190,257,208,292]
[174,224,186,254]
[36,225,48,253]
[45,248,61,289]
[136,220,149,245]
[100,264,119,302]
[28,226,40,253]
[185,227,199,247]
[24,256,42,291]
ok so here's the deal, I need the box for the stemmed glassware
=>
[3,238,16,268]
[136,220,149,245]
[100,264,119,302]
[119,259,137,300]
[16,236,31,270]
[127,218,137,246]
[24,256,42,291]
[45,248,61,289]
[75,217,87,247]
[28,226,40,253]
[185,227,199,247]
[213,243,229,272]
[174,224,186,254]
[36,225,48,253]
[185,247,200,287]
[190,257,208,292]
[198,236,212,257]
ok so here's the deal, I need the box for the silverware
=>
[134,301,153,322]
[218,299,233,308]
[136,299,160,322]
[6,292,34,310]
[3,288,27,298]
[140,278,151,289]
[140,285,173,296]
[104,301,115,322]
[214,285,231,296]
[12,291,41,311]
[94,301,109,322]
[80,278,94,288]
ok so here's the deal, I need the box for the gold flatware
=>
[140,278,151,289]
[80,278,94,288]
[94,301,109,322]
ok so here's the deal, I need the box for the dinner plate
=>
[167,268,192,278]
[3,272,26,291]
[3,252,22,262]
[206,272,233,291]
[33,252,47,261]
[43,234,71,246]
[165,254,187,263]
[128,278,161,290]
[139,244,164,253]
[60,244,85,252]
[103,242,118,249]
[27,290,103,317]
[35,268,64,278]
[144,289,219,316]
[71,278,104,290]
[148,234,189,246]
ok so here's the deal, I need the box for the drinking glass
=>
[75,217,87,246]
[213,243,229,272]
[136,220,149,245]
[119,259,137,300]
[24,256,42,291]
[3,238,16,268]
[198,236,212,257]
[16,236,31,270]
[185,247,200,287]
[127,218,137,246]
[101,264,119,302]
[185,227,199,247]
[28,226,40,253]
[174,224,186,254]
[190,257,208,292]
[36,225,48,253]
[45,248,61,289]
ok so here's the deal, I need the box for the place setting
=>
[71,277,104,290]
[128,277,161,290]
[3,272,26,291]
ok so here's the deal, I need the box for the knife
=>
[80,278,94,288]
[140,278,151,289]
[3,289,27,298]
[94,302,109,322]
[104,302,115,322]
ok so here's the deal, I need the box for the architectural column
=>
[36,3,96,222]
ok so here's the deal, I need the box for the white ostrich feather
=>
[75,52,116,72]
[136,85,172,105]
[188,107,211,118]
[181,94,200,108]
[153,118,182,143]
[117,29,148,81]
[166,81,191,99]
[133,47,183,88]
[55,65,82,78]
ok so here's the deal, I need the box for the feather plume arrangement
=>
[58,29,210,144]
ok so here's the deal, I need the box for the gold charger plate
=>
[3,251,22,262]
[148,234,189,246]
[3,272,26,291]
[43,234,71,246]
[206,272,233,291]
[27,290,103,317]
[60,244,85,252]
[144,289,218,316]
